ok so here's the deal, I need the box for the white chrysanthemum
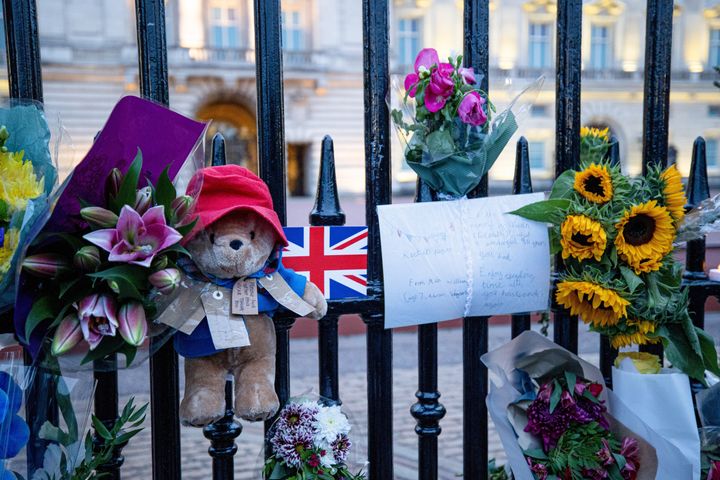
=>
[313,405,351,444]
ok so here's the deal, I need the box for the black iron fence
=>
[2,0,716,479]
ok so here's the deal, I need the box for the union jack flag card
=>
[282,226,368,300]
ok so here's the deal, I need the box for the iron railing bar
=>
[361,0,394,477]
[310,136,345,405]
[686,138,710,334]
[553,0,582,353]
[641,0,674,174]
[135,2,182,479]
[410,180,445,480]
[511,138,533,339]
[2,1,55,476]
[463,2,490,478]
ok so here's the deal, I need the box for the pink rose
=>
[457,91,487,126]
[404,48,441,98]
[425,63,455,112]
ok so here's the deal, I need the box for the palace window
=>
[209,4,240,48]
[710,28,720,68]
[590,25,612,70]
[398,18,422,68]
[282,9,306,51]
[529,141,547,170]
[528,22,552,68]
[707,139,719,168]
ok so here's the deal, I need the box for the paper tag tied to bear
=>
[200,286,251,350]
[257,274,315,317]
[231,279,259,315]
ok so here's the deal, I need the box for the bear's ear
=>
[209,232,215,244]
[250,231,255,241]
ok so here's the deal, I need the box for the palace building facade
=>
[3,0,719,194]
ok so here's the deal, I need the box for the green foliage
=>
[109,150,142,213]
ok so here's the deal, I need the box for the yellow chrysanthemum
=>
[614,351,662,374]
[574,163,613,204]
[555,280,630,327]
[615,200,675,274]
[0,228,19,278]
[660,164,687,223]
[0,150,44,214]
[610,332,660,349]
[560,215,607,261]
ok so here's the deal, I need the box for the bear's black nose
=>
[229,240,243,250]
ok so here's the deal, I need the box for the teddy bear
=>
[173,165,327,427]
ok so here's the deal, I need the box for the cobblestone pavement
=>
[117,317,720,479]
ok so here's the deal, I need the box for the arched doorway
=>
[197,102,258,172]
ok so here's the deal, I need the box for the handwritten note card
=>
[377,193,550,328]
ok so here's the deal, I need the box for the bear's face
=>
[186,210,277,279]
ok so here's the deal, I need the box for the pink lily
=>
[77,294,118,350]
[83,205,182,268]
[404,48,440,97]
[117,301,148,347]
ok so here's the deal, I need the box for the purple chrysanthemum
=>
[270,428,314,467]
[276,402,319,433]
[331,433,352,463]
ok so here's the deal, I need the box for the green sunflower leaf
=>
[619,266,644,294]
[510,199,572,224]
[549,170,576,200]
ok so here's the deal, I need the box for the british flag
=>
[282,226,368,299]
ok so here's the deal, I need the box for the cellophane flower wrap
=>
[0,102,64,314]
[264,395,366,480]
[481,331,686,480]
[391,48,542,198]
[14,96,207,371]
[510,128,719,382]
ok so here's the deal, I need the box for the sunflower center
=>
[624,214,656,246]
[571,232,593,246]
[583,175,605,197]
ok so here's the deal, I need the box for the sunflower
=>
[0,228,19,277]
[627,318,656,335]
[610,332,660,349]
[659,164,687,223]
[580,127,610,142]
[560,215,607,261]
[555,280,629,327]
[615,201,675,274]
[574,163,613,204]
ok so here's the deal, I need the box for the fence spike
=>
[607,135,621,169]
[310,135,345,226]
[687,137,709,208]
[513,137,533,194]
[211,132,227,167]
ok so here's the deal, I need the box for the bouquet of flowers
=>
[0,103,62,313]
[701,428,720,480]
[522,373,640,480]
[511,128,719,381]
[391,48,541,198]
[264,398,365,480]
[483,331,693,479]
[20,151,195,366]
[14,96,207,369]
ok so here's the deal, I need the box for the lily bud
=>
[80,207,118,228]
[51,315,83,356]
[105,168,123,200]
[73,246,101,271]
[117,301,148,347]
[150,255,168,270]
[149,268,181,295]
[171,195,193,223]
[134,187,153,215]
[22,254,71,278]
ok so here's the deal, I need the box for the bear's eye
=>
[209,233,215,244]
[250,231,255,240]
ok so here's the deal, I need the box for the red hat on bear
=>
[184,165,288,246]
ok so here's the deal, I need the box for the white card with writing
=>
[377,193,550,328]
